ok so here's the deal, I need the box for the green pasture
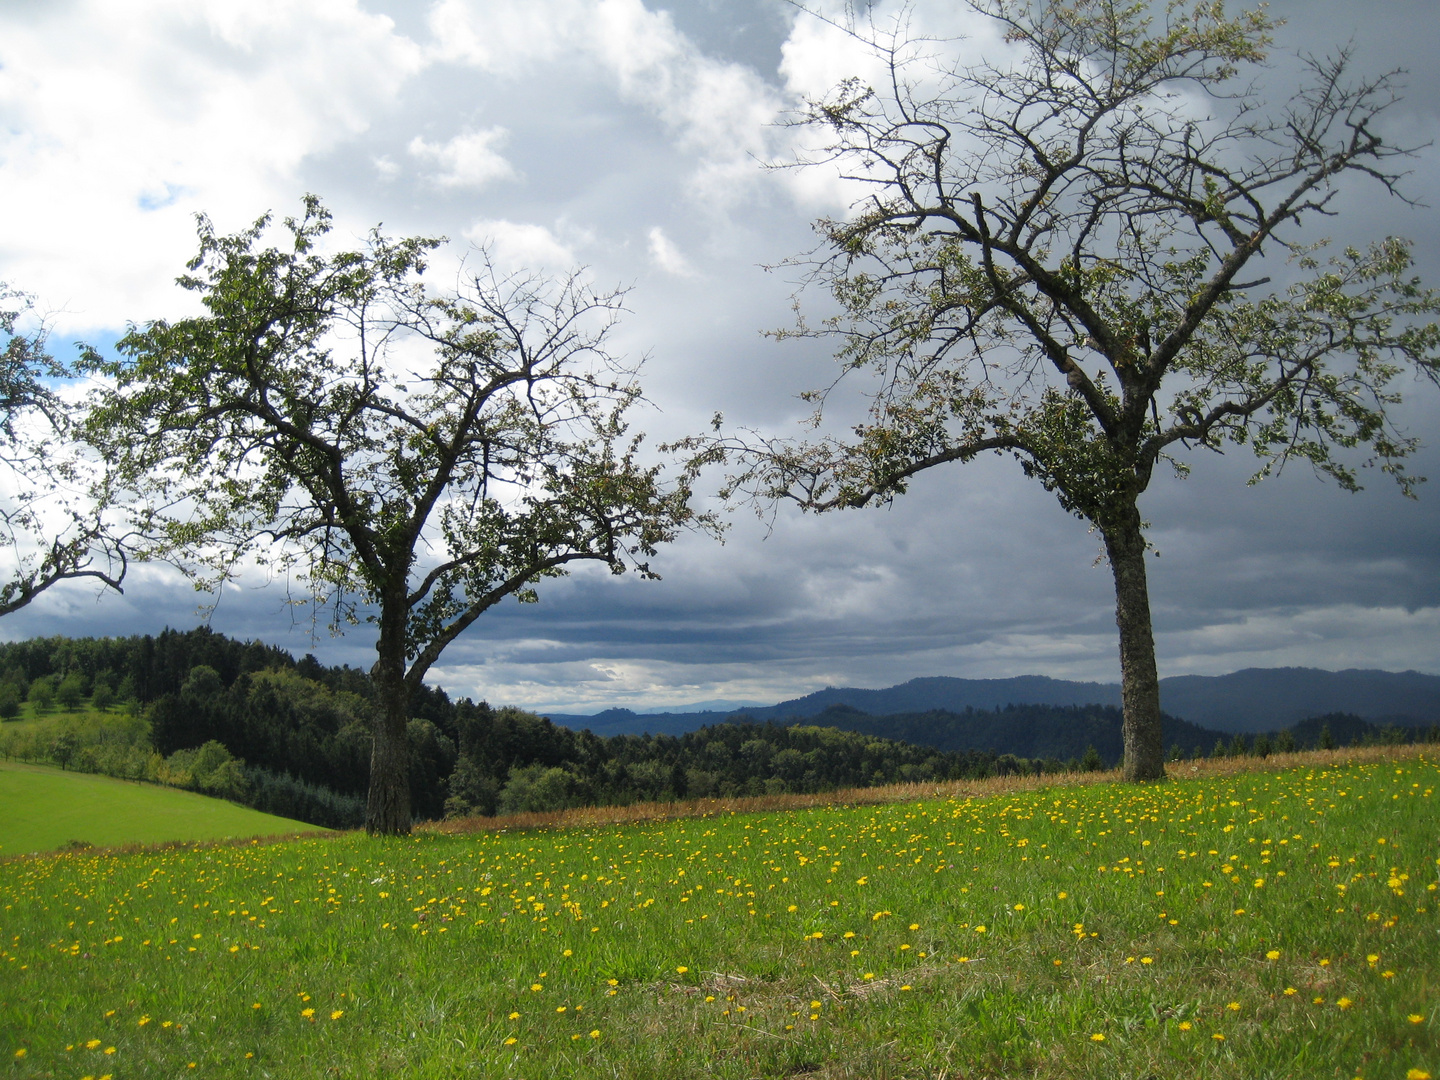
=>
[0,761,316,855]
[1,751,1436,1079]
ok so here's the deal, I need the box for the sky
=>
[0,0,1436,713]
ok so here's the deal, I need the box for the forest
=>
[0,627,1434,829]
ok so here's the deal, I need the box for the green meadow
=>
[0,761,316,856]
[2,750,1436,1079]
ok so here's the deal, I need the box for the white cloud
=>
[408,127,516,188]
[426,0,584,72]
[461,219,577,272]
[0,0,425,333]
[645,226,694,276]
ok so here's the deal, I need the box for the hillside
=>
[0,760,316,855]
[800,702,1229,763]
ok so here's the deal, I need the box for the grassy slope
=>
[1,748,1435,1080]
[0,760,318,855]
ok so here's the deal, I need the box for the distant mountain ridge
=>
[545,667,1440,737]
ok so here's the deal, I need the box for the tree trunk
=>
[1103,509,1166,782]
[366,612,412,836]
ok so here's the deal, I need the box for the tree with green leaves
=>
[0,287,126,614]
[698,0,1439,781]
[84,197,702,835]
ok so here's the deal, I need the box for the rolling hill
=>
[545,667,1440,736]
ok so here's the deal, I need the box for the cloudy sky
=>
[1,0,1436,713]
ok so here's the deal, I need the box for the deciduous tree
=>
[700,0,1439,780]
[85,197,702,833]
[0,288,126,613]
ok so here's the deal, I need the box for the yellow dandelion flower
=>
[1266,950,1280,960]
[531,983,543,992]
[676,966,688,974]
[1406,1071,1430,1080]
[1090,1033,1105,1042]
[86,1040,101,1050]
[1284,988,1297,996]
[1058,892,1068,899]
[1407,1014,1424,1024]
[504,1037,518,1046]
[1178,1022,1192,1031]
[1226,1002,1241,1011]
[590,1030,601,1039]
[1337,998,1353,1009]
[1212,1033,1225,1041]
[909,923,920,930]
[330,1010,344,1020]
[13,1049,25,1059]
[301,1008,315,1019]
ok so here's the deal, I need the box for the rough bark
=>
[365,609,412,836]
[1103,510,1166,782]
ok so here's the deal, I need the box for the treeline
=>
[0,628,1105,825]
[2,628,1438,829]
[802,703,1440,764]
[798,702,1223,765]
[441,706,1077,819]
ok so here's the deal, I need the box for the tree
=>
[27,675,55,714]
[90,682,115,713]
[84,197,702,835]
[0,287,126,614]
[56,672,86,712]
[698,0,1439,780]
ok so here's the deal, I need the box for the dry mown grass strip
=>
[426,742,1434,837]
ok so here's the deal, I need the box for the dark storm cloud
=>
[1,0,1436,711]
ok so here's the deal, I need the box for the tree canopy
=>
[84,197,703,833]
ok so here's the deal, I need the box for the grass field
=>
[1,748,1436,1079]
[0,761,318,855]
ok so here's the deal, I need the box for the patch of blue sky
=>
[138,183,184,212]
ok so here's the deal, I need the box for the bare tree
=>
[695,0,1440,780]
[84,198,703,834]
[0,287,125,615]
